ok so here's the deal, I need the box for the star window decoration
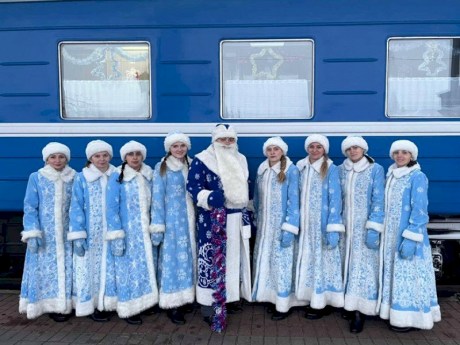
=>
[418,41,447,77]
[250,48,284,80]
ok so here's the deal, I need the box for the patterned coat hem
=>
[116,292,158,318]
[159,287,195,309]
[19,297,72,319]
[380,303,441,329]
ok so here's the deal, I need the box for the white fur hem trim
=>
[196,285,241,306]
[21,230,42,242]
[117,292,158,318]
[105,230,125,240]
[402,229,424,242]
[159,287,195,309]
[242,225,251,239]
[366,221,384,233]
[74,299,95,317]
[296,288,345,309]
[344,295,378,316]
[380,303,441,330]
[19,297,72,319]
[67,231,87,241]
[253,290,305,313]
[103,296,118,311]
[197,190,212,210]
[149,224,165,234]
[281,222,299,235]
[326,224,345,233]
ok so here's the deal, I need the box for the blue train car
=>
[1,0,460,284]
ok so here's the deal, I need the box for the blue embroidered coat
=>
[69,164,117,316]
[19,165,75,319]
[106,163,158,318]
[150,156,196,309]
[295,157,345,309]
[252,159,301,312]
[338,157,385,315]
[379,164,441,329]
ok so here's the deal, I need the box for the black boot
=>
[266,303,275,314]
[88,309,111,322]
[271,310,290,321]
[142,304,160,315]
[304,306,323,320]
[179,303,195,314]
[167,308,186,325]
[49,313,71,322]
[389,325,412,333]
[349,311,365,333]
[226,302,243,314]
[124,314,142,325]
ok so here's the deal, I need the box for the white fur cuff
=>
[366,221,384,233]
[326,224,345,233]
[402,229,424,242]
[281,222,299,235]
[149,224,165,234]
[21,230,42,242]
[67,231,88,241]
[197,190,212,210]
[242,225,251,239]
[105,230,125,240]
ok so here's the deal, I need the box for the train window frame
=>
[58,41,152,121]
[385,36,460,119]
[219,39,315,120]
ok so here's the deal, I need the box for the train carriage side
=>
[1,0,460,285]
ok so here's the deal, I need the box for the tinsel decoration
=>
[210,207,227,332]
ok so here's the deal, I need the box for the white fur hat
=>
[85,140,113,160]
[389,140,418,161]
[305,134,329,154]
[119,140,147,162]
[42,142,71,162]
[212,124,238,143]
[263,136,288,157]
[341,136,368,156]
[164,132,191,153]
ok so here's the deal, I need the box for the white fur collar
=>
[297,156,332,174]
[195,144,248,179]
[39,164,76,183]
[343,156,370,172]
[83,164,116,182]
[387,163,421,179]
[117,163,153,182]
[257,157,293,176]
[164,155,191,172]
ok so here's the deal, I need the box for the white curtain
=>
[224,79,310,119]
[63,80,150,118]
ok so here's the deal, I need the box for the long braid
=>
[117,162,127,183]
[160,152,172,176]
[278,155,287,183]
[320,154,329,180]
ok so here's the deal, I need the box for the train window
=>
[59,42,151,119]
[386,38,460,118]
[220,39,314,119]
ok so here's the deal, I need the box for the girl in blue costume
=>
[150,132,196,325]
[252,137,301,321]
[20,142,76,322]
[338,136,385,333]
[295,134,345,319]
[379,140,441,332]
[69,140,117,321]
[106,140,158,325]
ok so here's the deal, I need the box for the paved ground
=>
[1,290,460,345]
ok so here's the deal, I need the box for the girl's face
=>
[307,143,325,163]
[90,151,111,172]
[170,142,188,160]
[266,145,283,166]
[393,150,412,168]
[346,146,365,163]
[125,151,143,171]
[46,153,67,171]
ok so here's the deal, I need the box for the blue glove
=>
[365,229,380,250]
[111,238,125,257]
[326,232,339,249]
[151,232,164,246]
[399,238,417,260]
[208,190,225,208]
[279,231,294,248]
[28,237,42,254]
[74,239,88,257]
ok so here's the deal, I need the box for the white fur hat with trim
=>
[42,142,71,162]
[341,136,368,156]
[389,140,418,161]
[263,136,288,157]
[119,140,147,162]
[164,132,191,153]
[85,140,113,160]
[212,124,238,143]
[304,134,329,154]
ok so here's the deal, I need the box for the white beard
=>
[213,143,249,209]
